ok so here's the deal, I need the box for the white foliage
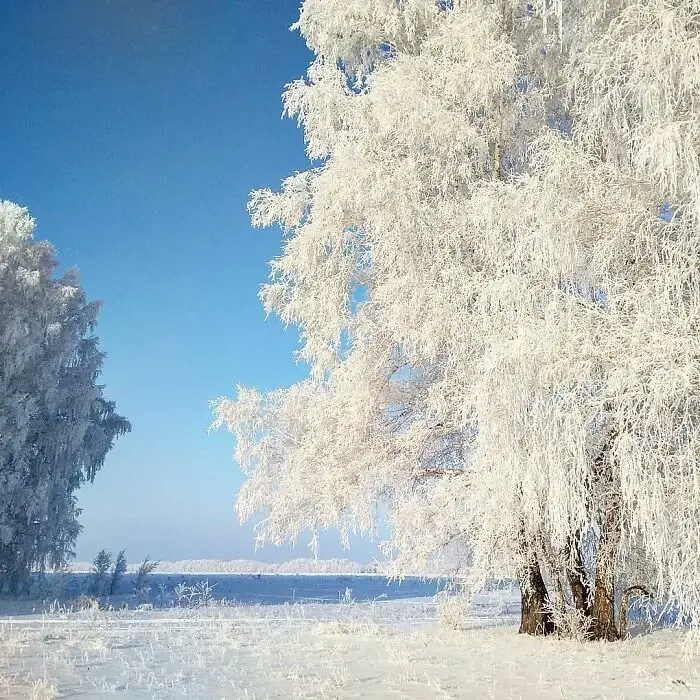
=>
[0,201,130,591]
[215,0,700,631]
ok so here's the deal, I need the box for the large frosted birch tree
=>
[214,0,700,639]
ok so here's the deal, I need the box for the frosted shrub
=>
[195,579,216,606]
[89,550,112,597]
[156,582,169,607]
[74,595,100,612]
[109,550,127,596]
[436,592,470,631]
[133,555,159,603]
[173,582,189,607]
[340,587,355,604]
[173,580,216,607]
[550,605,593,643]
[133,555,159,589]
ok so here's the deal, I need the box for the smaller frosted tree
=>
[0,201,130,592]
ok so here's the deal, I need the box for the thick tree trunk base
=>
[591,427,622,642]
[567,535,592,617]
[591,596,619,641]
[519,560,555,636]
[591,505,621,641]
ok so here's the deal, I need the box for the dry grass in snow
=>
[0,596,697,699]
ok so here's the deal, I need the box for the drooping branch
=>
[618,585,652,640]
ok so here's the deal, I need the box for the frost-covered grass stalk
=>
[132,555,159,602]
[213,0,700,643]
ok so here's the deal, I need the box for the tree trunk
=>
[587,414,622,642]
[566,534,591,616]
[519,557,555,636]
[592,480,621,641]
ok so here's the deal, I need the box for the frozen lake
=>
[37,572,452,608]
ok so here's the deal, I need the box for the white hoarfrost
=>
[213,0,700,637]
[0,202,129,592]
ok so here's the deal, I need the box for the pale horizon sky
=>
[0,0,382,564]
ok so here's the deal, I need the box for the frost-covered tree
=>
[0,202,130,592]
[516,0,700,640]
[214,0,568,634]
[214,0,700,640]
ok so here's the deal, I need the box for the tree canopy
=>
[214,0,700,639]
[0,201,130,592]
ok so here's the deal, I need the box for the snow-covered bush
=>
[132,555,159,602]
[549,605,594,643]
[436,592,470,632]
[109,550,127,596]
[173,580,216,608]
[89,550,112,597]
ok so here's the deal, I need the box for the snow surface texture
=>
[0,581,697,699]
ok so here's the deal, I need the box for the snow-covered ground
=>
[0,578,697,699]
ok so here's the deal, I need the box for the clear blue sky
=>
[0,0,379,564]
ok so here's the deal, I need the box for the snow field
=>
[0,593,697,699]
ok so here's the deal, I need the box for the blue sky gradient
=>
[0,0,380,563]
